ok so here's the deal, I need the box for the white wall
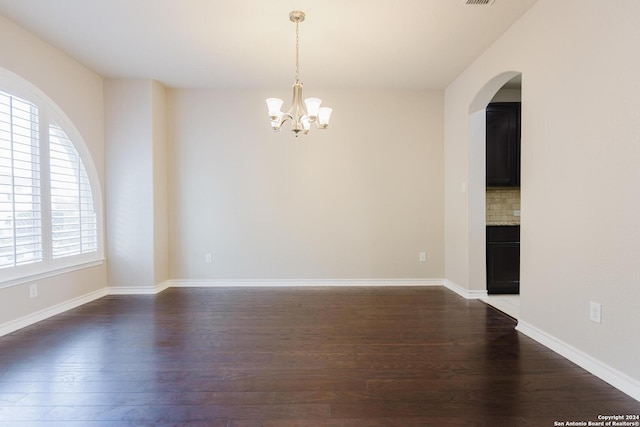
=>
[168,89,444,282]
[0,14,106,327]
[445,0,640,389]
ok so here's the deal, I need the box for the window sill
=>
[0,258,105,290]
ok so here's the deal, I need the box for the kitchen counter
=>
[486,222,520,226]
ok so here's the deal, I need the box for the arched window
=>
[0,73,103,286]
[48,122,97,258]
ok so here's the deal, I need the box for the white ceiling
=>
[0,0,536,90]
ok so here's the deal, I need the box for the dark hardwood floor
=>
[0,287,638,426]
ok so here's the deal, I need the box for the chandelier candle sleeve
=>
[318,107,332,128]
[265,10,332,136]
[304,98,322,119]
[266,98,284,120]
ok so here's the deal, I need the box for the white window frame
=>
[0,69,104,288]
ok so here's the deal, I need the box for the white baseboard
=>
[0,288,107,338]
[107,280,171,295]
[444,279,488,299]
[516,321,640,402]
[170,278,444,288]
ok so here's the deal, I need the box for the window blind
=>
[49,123,97,258]
[0,91,42,269]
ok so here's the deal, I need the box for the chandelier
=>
[266,10,332,136]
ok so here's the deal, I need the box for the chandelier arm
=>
[290,82,307,132]
[276,112,293,128]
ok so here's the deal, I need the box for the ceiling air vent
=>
[464,0,496,5]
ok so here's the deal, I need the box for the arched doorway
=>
[468,71,522,318]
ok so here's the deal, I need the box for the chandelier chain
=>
[295,18,300,83]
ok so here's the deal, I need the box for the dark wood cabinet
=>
[486,102,521,187]
[486,226,520,294]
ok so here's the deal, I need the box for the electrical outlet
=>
[589,301,602,324]
[514,210,521,217]
[419,252,427,262]
[205,253,213,263]
[29,283,38,298]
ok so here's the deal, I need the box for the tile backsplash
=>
[486,188,521,224]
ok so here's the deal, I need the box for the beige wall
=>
[104,80,154,289]
[490,88,521,103]
[168,89,444,281]
[0,14,106,325]
[152,81,170,286]
[445,0,640,384]
[105,79,169,290]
